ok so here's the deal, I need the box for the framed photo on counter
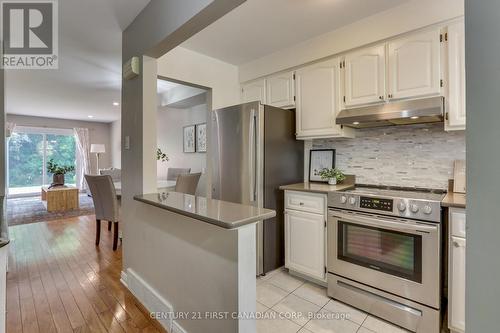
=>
[309,149,335,182]
[183,125,196,153]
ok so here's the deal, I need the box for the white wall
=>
[6,114,112,173]
[239,0,464,82]
[157,47,241,198]
[157,104,207,195]
[110,119,121,168]
[157,46,240,110]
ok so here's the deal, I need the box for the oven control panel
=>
[359,196,393,212]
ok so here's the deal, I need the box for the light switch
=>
[124,136,130,150]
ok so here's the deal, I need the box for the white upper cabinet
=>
[343,44,386,107]
[446,20,466,131]
[388,29,442,100]
[241,79,266,104]
[266,71,295,108]
[295,58,353,139]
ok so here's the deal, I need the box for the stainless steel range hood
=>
[336,96,444,128]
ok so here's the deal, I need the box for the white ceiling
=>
[5,0,150,123]
[182,0,410,65]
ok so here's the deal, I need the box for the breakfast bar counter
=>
[134,192,276,229]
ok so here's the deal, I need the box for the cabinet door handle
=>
[299,202,304,206]
[453,241,461,248]
[379,96,383,100]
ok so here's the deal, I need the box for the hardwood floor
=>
[6,215,166,333]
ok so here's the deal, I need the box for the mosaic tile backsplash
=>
[312,123,465,190]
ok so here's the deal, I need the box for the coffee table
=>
[41,186,79,212]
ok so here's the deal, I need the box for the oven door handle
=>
[328,210,438,234]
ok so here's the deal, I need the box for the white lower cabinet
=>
[284,191,326,282]
[449,208,466,333]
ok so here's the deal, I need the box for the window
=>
[8,127,76,196]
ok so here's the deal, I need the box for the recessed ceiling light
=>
[410,116,419,120]
[88,115,94,119]
[353,121,360,125]
[113,102,120,106]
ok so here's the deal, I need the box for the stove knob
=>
[349,197,357,205]
[340,195,347,204]
[410,204,419,213]
[397,201,407,212]
[423,205,432,215]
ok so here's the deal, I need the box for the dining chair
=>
[175,173,202,195]
[167,168,191,181]
[85,174,120,251]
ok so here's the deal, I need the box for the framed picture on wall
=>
[196,123,207,153]
[309,149,335,182]
[183,125,196,153]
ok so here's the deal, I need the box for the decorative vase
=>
[328,177,337,185]
[53,174,65,186]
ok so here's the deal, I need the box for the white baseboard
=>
[125,268,174,331]
[120,271,128,287]
[172,321,188,333]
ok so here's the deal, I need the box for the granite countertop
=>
[0,197,10,248]
[279,182,355,194]
[134,192,276,229]
[442,192,466,208]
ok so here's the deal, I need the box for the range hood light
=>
[410,116,420,119]
[353,121,360,125]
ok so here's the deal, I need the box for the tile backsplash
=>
[312,123,465,190]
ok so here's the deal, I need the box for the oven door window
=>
[338,221,422,282]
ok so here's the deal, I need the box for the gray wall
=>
[0,69,4,197]
[157,104,207,195]
[466,1,500,331]
[312,123,465,189]
[110,119,121,168]
[6,114,112,173]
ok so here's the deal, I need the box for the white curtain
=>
[5,122,16,137]
[74,128,91,190]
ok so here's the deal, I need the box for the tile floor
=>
[256,268,411,333]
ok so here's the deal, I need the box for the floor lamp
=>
[90,144,105,174]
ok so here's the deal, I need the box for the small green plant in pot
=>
[318,168,346,185]
[47,159,75,187]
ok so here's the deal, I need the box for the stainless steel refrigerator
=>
[211,101,303,275]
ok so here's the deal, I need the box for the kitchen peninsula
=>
[123,191,275,333]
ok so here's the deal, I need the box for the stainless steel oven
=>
[327,209,440,308]
[327,186,445,333]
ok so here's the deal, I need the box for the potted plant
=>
[318,168,346,185]
[47,159,75,186]
[156,148,169,162]
[157,148,169,178]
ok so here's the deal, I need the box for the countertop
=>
[134,192,276,229]
[279,182,355,194]
[0,197,9,248]
[442,192,466,208]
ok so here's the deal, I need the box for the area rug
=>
[7,194,95,226]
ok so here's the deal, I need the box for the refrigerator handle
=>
[249,109,257,202]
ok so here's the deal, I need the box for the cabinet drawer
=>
[450,208,466,238]
[285,191,325,215]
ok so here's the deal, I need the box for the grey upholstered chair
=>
[85,174,120,251]
[175,173,202,195]
[167,168,191,181]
